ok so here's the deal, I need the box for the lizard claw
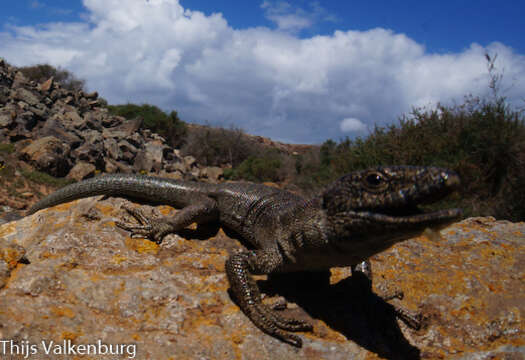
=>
[252,302,313,347]
[116,205,169,244]
[392,305,422,330]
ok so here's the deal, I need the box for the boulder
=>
[0,201,523,359]
[67,161,97,181]
[19,136,71,176]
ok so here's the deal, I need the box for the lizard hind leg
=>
[225,251,313,347]
[116,199,219,244]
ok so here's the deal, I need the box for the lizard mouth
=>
[362,204,463,225]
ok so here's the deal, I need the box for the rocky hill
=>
[0,58,226,215]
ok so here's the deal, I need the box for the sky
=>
[0,0,524,144]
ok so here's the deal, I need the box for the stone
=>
[184,155,196,168]
[67,161,96,181]
[38,114,82,146]
[39,77,54,92]
[19,136,71,176]
[108,117,143,138]
[84,91,98,100]
[0,110,13,127]
[14,88,40,106]
[103,138,120,160]
[200,166,224,182]
[65,110,83,125]
[1,202,523,359]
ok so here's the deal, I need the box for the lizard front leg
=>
[117,198,219,244]
[225,250,313,347]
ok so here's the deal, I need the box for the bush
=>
[181,125,266,167]
[107,103,187,148]
[300,96,525,221]
[19,64,85,91]
[226,153,282,183]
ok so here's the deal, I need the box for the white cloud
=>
[1,0,524,144]
[340,118,367,133]
[260,1,337,33]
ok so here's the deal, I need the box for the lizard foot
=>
[391,304,422,330]
[116,205,173,244]
[249,302,313,347]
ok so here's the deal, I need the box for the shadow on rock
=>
[259,271,421,359]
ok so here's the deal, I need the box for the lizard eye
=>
[363,171,388,191]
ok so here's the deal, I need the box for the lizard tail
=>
[27,174,212,215]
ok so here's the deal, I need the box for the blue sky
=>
[1,1,524,143]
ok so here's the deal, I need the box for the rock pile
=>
[0,58,223,182]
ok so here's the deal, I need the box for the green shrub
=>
[20,169,75,187]
[226,153,282,183]
[298,95,525,221]
[107,104,187,148]
[181,126,266,167]
[0,143,15,154]
[19,64,85,91]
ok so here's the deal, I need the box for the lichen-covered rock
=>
[0,197,523,359]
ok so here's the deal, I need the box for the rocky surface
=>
[0,197,523,359]
[0,58,224,184]
[0,58,227,217]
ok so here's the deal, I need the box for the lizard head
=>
[322,166,462,230]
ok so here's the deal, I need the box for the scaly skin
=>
[28,166,462,347]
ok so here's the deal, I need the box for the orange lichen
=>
[125,237,159,254]
[50,306,76,318]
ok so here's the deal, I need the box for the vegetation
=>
[19,64,85,91]
[20,169,75,187]
[0,143,15,154]
[295,96,524,220]
[107,103,187,148]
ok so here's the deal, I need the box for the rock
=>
[65,110,83,124]
[0,239,26,288]
[38,114,83,145]
[108,117,143,138]
[103,138,120,160]
[104,158,133,173]
[117,140,137,162]
[0,201,523,359]
[164,161,187,173]
[200,166,224,182]
[72,142,103,163]
[0,110,13,127]
[19,136,71,177]
[184,155,196,168]
[67,161,97,181]
[144,142,165,172]
[84,91,98,100]
[11,71,29,88]
[14,87,40,106]
[133,142,166,173]
[160,170,184,180]
[39,77,54,92]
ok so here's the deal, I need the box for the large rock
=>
[19,136,71,176]
[14,87,41,106]
[0,198,522,359]
[67,161,97,181]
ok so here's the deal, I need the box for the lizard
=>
[27,165,462,347]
